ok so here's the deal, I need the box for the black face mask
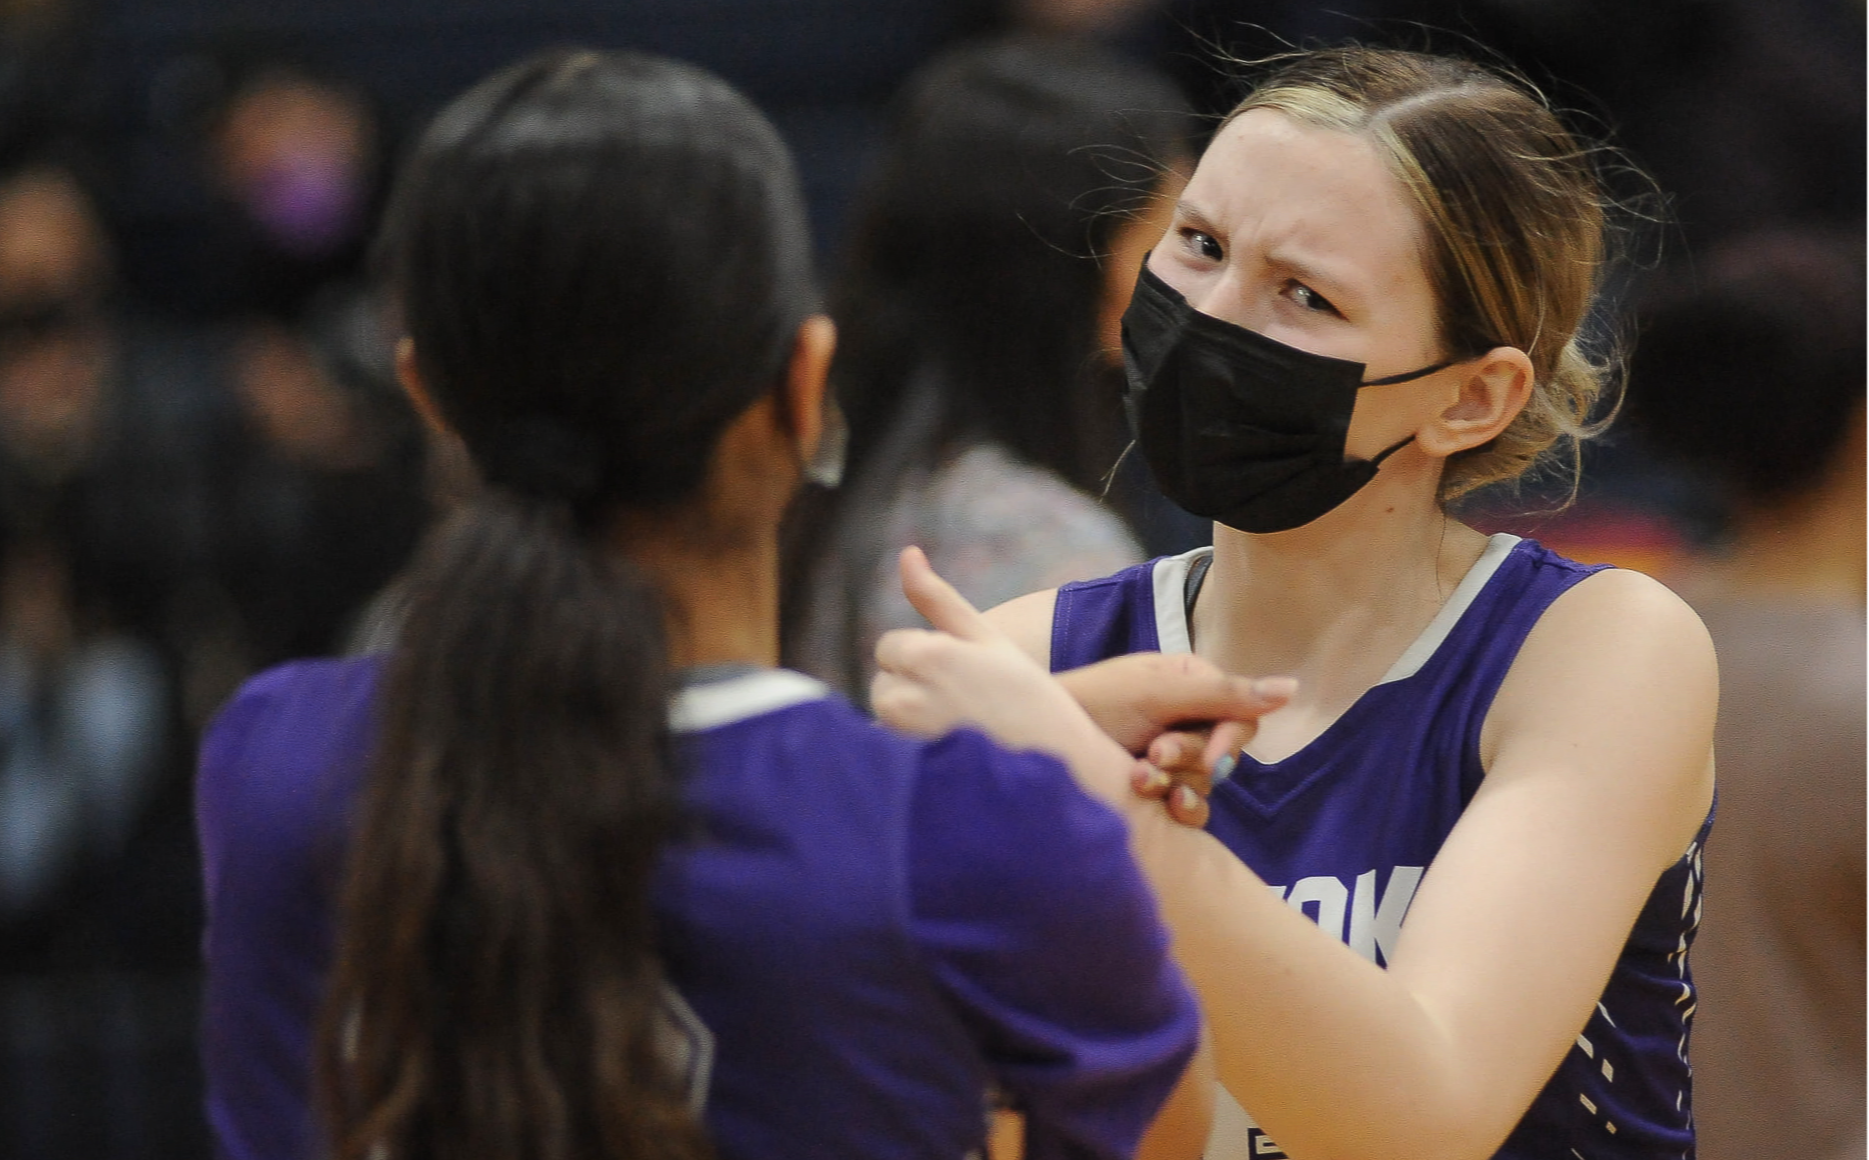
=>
[1122,262,1455,534]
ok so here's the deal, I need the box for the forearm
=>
[1134,1021,1215,1160]
[1120,807,1528,1160]
[885,687,1537,1151]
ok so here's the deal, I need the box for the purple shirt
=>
[1050,535,1711,1160]
[198,661,1197,1160]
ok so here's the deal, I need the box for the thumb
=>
[899,546,998,643]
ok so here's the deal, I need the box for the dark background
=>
[0,1,1857,1154]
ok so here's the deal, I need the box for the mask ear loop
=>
[1358,348,1487,464]
[1366,432,1416,465]
[802,391,847,489]
[1361,357,1457,387]
[1355,354,1463,464]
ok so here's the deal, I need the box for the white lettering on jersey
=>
[1207,1084,1291,1159]
[1263,866,1424,965]
[1349,865,1424,966]
[1211,866,1425,1156]
[1285,876,1349,941]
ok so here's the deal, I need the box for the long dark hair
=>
[837,35,1192,492]
[780,35,1193,682]
[316,49,815,1160]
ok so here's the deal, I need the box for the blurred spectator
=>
[784,35,1196,697]
[0,47,421,1155]
[205,60,381,324]
[113,52,430,685]
[0,156,191,930]
[1623,230,1865,1160]
[0,137,222,1160]
[209,290,426,678]
[91,0,1006,292]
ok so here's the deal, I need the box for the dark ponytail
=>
[322,498,700,1159]
[316,48,815,1160]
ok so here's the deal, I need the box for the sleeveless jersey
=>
[1049,534,1710,1160]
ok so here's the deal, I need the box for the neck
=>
[617,511,782,673]
[1194,460,1489,685]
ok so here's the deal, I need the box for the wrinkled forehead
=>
[1183,109,1429,281]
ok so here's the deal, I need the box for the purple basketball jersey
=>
[1050,534,1710,1160]
[198,661,1198,1160]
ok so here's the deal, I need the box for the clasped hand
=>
[871,547,1294,827]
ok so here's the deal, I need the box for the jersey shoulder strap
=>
[1049,553,1201,672]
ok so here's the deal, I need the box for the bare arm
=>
[984,588,1057,668]
[883,558,1718,1160]
[1129,568,1717,1157]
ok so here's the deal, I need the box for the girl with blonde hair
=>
[877,46,1717,1160]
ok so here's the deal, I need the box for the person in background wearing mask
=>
[196,58,429,677]
[1623,230,1864,1160]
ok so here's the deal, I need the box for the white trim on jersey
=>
[669,669,830,734]
[1150,547,1211,655]
[1148,533,1522,686]
[1377,532,1521,683]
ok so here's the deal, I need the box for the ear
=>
[779,314,838,458]
[395,337,453,436]
[1416,346,1534,458]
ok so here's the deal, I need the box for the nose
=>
[1182,269,1264,333]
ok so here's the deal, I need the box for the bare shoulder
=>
[1484,566,1717,857]
[1526,567,1716,676]
[984,588,1059,668]
[1495,566,1718,730]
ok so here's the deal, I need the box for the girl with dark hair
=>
[196,47,1243,1160]
[872,46,1720,1160]
[787,36,1197,697]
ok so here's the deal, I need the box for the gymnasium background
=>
[0,0,1857,1155]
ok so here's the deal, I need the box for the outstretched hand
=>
[873,548,1297,827]
[1058,654,1295,827]
[872,547,1131,803]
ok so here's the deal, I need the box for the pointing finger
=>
[898,546,1000,644]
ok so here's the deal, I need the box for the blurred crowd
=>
[0,0,1857,1157]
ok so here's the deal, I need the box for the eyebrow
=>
[1175,199,1365,305]
[1173,199,1224,240]
[1266,251,1361,304]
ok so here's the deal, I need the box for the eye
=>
[1287,282,1340,316]
[1179,227,1223,263]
